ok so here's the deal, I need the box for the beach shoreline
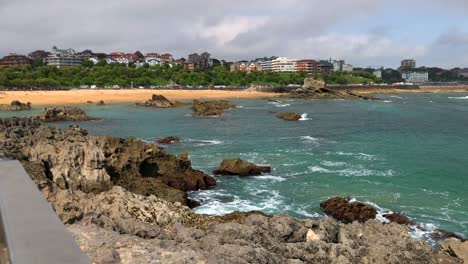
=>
[0,86,467,106]
[0,89,282,106]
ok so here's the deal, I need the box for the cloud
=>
[0,0,466,68]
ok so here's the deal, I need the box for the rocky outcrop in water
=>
[0,117,216,206]
[156,136,181,145]
[276,112,301,121]
[0,100,32,111]
[213,158,271,176]
[136,94,177,108]
[320,197,377,223]
[96,100,105,105]
[37,106,94,122]
[192,100,236,116]
[290,77,383,101]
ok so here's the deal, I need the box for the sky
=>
[1,0,468,68]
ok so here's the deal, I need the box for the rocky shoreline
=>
[0,117,466,263]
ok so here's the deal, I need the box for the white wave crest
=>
[299,113,311,121]
[185,139,224,146]
[449,96,468,99]
[268,101,291,107]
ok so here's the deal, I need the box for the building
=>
[332,60,353,72]
[260,60,273,72]
[318,60,334,73]
[0,54,33,67]
[271,57,297,72]
[402,72,428,83]
[107,52,139,64]
[400,59,416,69]
[46,46,81,67]
[77,50,94,59]
[144,53,162,66]
[230,61,262,73]
[373,70,382,78]
[458,68,468,78]
[187,52,212,70]
[160,53,174,64]
[183,62,195,71]
[296,60,319,73]
[28,50,51,62]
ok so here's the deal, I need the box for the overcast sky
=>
[1,0,467,68]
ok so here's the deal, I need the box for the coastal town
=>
[1,46,467,89]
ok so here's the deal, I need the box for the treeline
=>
[0,62,381,89]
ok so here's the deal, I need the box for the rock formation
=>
[213,158,271,176]
[276,112,301,121]
[439,239,468,263]
[96,100,105,105]
[0,117,216,206]
[0,100,32,111]
[136,94,177,108]
[37,106,94,122]
[192,100,236,116]
[320,197,377,223]
[156,136,181,145]
[290,77,383,101]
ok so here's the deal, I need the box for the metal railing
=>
[0,156,89,264]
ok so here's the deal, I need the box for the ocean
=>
[1,93,467,239]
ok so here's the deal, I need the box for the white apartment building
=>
[402,72,429,83]
[271,57,297,72]
[46,46,81,67]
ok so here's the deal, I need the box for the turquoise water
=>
[1,93,467,238]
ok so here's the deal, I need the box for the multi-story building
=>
[332,60,353,72]
[107,52,139,64]
[187,52,212,70]
[144,53,162,66]
[400,59,416,69]
[160,53,174,64]
[77,49,94,59]
[271,57,297,72]
[402,72,428,83]
[318,60,334,73]
[0,54,33,67]
[296,59,319,73]
[46,46,81,67]
[230,61,262,73]
[260,60,273,72]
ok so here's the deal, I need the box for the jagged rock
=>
[320,197,377,223]
[383,212,414,225]
[157,136,181,145]
[289,77,382,101]
[178,151,189,160]
[431,229,466,241]
[276,112,301,121]
[0,118,216,206]
[213,158,271,176]
[440,239,468,263]
[137,94,176,108]
[96,100,105,105]
[0,100,32,111]
[192,100,236,116]
[37,106,94,122]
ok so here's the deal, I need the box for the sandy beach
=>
[0,89,282,106]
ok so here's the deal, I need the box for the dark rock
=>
[213,158,271,176]
[276,112,301,121]
[192,100,236,116]
[0,100,32,111]
[96,100,105,105]
[137,94,176,108]
[320,197,377,223]
[431,229,466,241]
[37,106,94,122]
[86,101,94,104]
[383,212,413,225]
[156,136,181,145]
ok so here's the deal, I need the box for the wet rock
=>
[440,239,468,263]
[213,158,271,176]
[431,229,466,241]
[276,112,301,121]
[86,101,94,104]
[157,136,181,145]
[192,100,236,116]
[96,100,105,105]
[383,212,413,225]
[0,100,32,111]
[37,106,94,122]
[0,118,216,206]
[290,77,382,101]
[137,94,176,108]
[320,197,377,223]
